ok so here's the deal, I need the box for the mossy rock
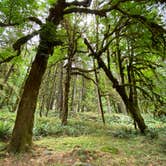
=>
[100,146,119,154]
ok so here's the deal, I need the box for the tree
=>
[83,0,166,133]
[6,0,105,153]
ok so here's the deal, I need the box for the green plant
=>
[100,146,119,154]
[0,121,12,140]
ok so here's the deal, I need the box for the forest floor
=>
[0,111,165,166]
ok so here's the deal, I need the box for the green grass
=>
[0,110,166,165]
[36,135,111,151]
[34,112,166,165]
[35,131,166,165]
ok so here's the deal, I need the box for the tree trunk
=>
[106,95,111,113]
[117,100,127,114]
[57,62,64,118]
[45,66,58,116]
[93,60,105,124]
[70,75,77,112]
[81,76,86,112]
[4,64,14,83]
[9,52,49,152]
[61,16,78,125]
[94,12,105,124]
[49,66,58,110]
[61,57,72,125]
[96,56,146,133]
[8,0,67,153]
[39,95,45,117]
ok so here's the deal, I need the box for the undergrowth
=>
[0,110,165,165]
[0,110,165,141]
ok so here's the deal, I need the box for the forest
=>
[0,0,166,165]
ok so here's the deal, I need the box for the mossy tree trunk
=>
[57,62,64,118]
[93,59,105,124]
[9,50,49,152]
[96,56,146,133]
[61,56,72,125]
[8,0,101,153]
[61,18,78,125]
[8,0,66,153]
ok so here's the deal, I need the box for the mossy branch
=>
[0,17,43,27]
[13,31,39,55]
[71,71,97,85]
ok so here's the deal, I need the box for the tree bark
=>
[97,56,146,133]
[61,17,78,125]
[57,62,64,118]
[48,66,58,110]
[70,75,77,112]
[39,95,45,117]
[8,0,96,153]
[9,0,67,153]
[106,95,111,113]
[81,76,86,112]
[9,51,49,152]
[61,57,72,125]
[93,60,105,124]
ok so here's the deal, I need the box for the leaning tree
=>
[6,0,105,153]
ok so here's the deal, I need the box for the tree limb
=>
[84,38,96,55]
[13,30,39,55]
[0,22,19,27]
[115,7,166,34]
[0,17,43,27]
[0,55,18,65]
[27,17,43,26]
[64,8,106,17]
[71,71,97,85]
[71,67,99,73]
[66,0,92,7]
[120,84,153,100]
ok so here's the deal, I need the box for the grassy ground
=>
[0,110,165,165]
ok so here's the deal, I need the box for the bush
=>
[111,127,138,139]
[33,116,110,137]
[106,113,133,125]
[0,121,12,140]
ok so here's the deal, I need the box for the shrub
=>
[0,121,12,140]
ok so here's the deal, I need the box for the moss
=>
[100,146,119,154]
[35,136,111,152]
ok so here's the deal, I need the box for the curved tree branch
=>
[115,7,166,35]
[0,22,19,27]
[64,8,106,17]
[71,67,99,73]
[66,0,92,7]
[71,71,97,85]
[120,83,153,100]
[0,17,43,27]
[27,17,43,26]
[13,30,39,55]
[0,55,18,65]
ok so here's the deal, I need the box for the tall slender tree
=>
[7,0,104,152]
